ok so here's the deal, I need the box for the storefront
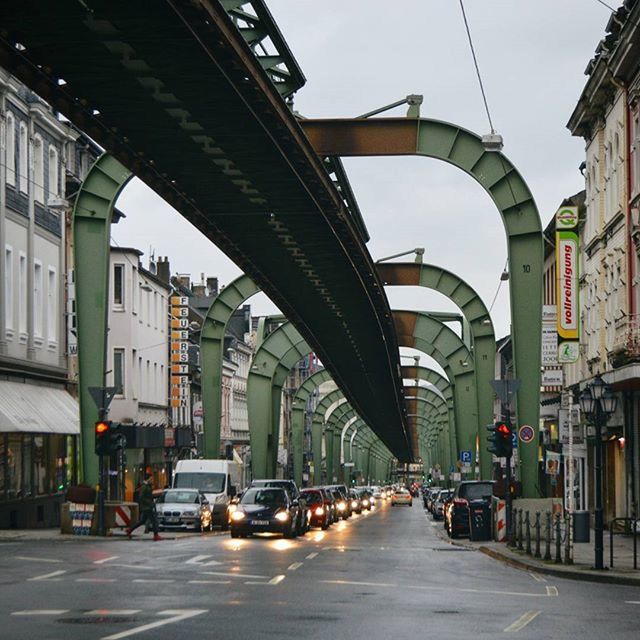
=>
[0,380,79,528]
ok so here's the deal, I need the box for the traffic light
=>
[95,420,112,456]
[487,421,513,458]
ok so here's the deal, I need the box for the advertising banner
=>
[555,207,579,363]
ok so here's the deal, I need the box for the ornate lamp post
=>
[579,374,617,570]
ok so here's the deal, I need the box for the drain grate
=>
[431,547,470,552]
[433,610,460,614]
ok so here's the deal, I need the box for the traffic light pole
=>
[96,405,106,538]
[505,447,512,542]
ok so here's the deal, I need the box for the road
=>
[1,499,638,639]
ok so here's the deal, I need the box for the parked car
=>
[348,489,362,514]
[445,481,494,538]
[356,488,373,510]
[300,488,331,529]
[391,488,413,506]
[424,486,442,510]
[433,489,453,521]
[248,479,309,535]
[229,487,298,538]
[156,488,212,532]
[328,486,351,519]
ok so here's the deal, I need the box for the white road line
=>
[85,610,141,616]
[529,572,546,583]
[202,570,269,579]
[101,609,207,640]
[504,610,542,632]
[15,556,62,564]
[132,579,175,584]
[268,575,286,585]
[625,601,640,604]
[546,586,558,597]
[188,580,231,585]
[94,556,119,565]
[76,578,117,583]
[12,610,69,616]
[322,579,397,588]
[109,564,156,571]
[28,570,67,581]
[306,552,318,560]
[287,562,303,571]
[185,555,222,567]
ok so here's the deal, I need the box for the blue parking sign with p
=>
[460,450,472,463]
[512,432,518,448]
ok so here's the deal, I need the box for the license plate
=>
[166,517,179,523]
[251,520,269,526]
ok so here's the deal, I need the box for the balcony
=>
[609,314,640,367]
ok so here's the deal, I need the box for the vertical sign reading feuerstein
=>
[555,206,579,363]
[170,296,191,427]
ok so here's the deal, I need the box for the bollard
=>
[534,511,541,558]
[508,507,517,548]
[525,511,532,555]
[564,512,573,565]
[517,509,524,551]
[544,512,552,561]
[554,512,562,564]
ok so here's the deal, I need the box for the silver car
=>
[156,488,213,532]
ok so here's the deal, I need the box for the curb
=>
[477,545,640,587]
[0,529,229,543]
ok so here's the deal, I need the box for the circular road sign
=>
[518,425,535,443]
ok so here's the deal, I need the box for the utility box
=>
[468,499,492,541]
[573,510,590,543]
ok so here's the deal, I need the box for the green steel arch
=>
[291,368,333,486]
[312,387,346,483]
[379,262,495,479]
[73,154,132,485]
[394,309,478,479]
[302,117,543,496]
[200,274,260,458]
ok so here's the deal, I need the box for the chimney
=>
[177,274,191,290]
[192,284,206,297]
[156,256,171,283]
[206,277,219,296]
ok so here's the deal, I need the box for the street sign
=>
[518,424,535,444]
[343,462,355,467]
[511,431,518,448]
[88,386,117,411]
[489,379,521,404]
[460,450,472,464]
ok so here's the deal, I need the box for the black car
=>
[248,479,309,535]
[445,481,494,538]
[229,487,298,538]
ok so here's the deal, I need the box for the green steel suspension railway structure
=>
[0,1,544,496]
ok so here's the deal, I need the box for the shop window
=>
[7,434,23,499]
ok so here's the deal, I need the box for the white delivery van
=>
[172,459,243,529]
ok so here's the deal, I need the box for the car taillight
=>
[453,498,469,506]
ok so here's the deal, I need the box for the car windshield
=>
[460,483,493,500]
[301,492,322,504]
[159,490,199,504]
[241,488,287,507]
[173,472,225,493]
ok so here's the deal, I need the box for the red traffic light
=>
[497,423,510,436]
[95,421,110,435]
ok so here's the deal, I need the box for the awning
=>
[0,380,79,434]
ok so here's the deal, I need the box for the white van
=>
[172,459,243,529]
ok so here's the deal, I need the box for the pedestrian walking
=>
[127,473,163,541]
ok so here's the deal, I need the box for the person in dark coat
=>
[127,474,162,541]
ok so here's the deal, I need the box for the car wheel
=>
[322,514,330,530]
[230,530,240,539]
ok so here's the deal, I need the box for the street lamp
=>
[578,374,617,570]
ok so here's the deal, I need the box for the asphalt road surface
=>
[1,500,639,639]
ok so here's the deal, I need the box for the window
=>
[33,135,44,203]
[113,348,125,396]
[19,122,28,193]
[4,246,13,332]
[153,291,158,329]
[34,261,43,338]
[47,267,57,343]
[19,253,26,336]
[48,145,59,199]
[6,112,15,187]
[132,267,138,315]
[113,263,124,308]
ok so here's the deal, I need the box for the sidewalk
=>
[435,525,640,586]
[0,528,224,542]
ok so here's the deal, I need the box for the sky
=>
[111,0,613,361]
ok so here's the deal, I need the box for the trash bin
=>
[573,510,590,543]
[468,500,492,541]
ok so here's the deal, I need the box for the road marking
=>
[28,570,67,581]
[76,578,117,583]
[94,556,119,565]
[109,564,156,571]
[185,554,222,567]
[16,556,62,564]
[12,610,69,616]
[269,575,286,585]
[625,601,640,604]
[86,610,141,616]
[306,552,318,560]
[188,580,231,585]
[546,586,558,597]
[202,570,269,579]
[529,572,546,583]
[322,579,397,588]
[101,609,207,640]
[287,562,303,571]
[504,610,541,632]
[132,579,175,584]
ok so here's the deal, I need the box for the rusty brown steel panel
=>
[393,311,418,339]
[301,118,419,157]
[402,366,418,379]
[377,263,421,286]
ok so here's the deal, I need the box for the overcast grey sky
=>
[112,0,612,354]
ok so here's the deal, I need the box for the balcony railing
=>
[610,314,640,364]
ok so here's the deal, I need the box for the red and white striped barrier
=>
[496,499,506,541]
[114,505,131,528]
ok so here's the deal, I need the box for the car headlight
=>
[231,510,246,521]
[275,511,289,522]
[362,499,369,506]
[227,504,237,514]
[337,501,346,511]
[315,507,324,516]
[183,511,196,516]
